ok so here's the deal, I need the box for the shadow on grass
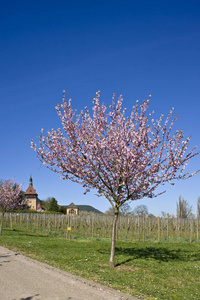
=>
[3,229,49,238]
[99,245,200,264]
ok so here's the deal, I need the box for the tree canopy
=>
[0,179,23,235]
[42,197,59,212]
[176,196,192,219]
[105,202,131,216]
[0,179,23,212]
[133,204,149,216]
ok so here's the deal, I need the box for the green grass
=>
[0,229,200,300]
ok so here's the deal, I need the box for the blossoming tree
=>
[0,179,23,235]
[31,91,199,267]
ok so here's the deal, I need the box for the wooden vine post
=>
[157,217,160,241]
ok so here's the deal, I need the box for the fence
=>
[1,212,199,242]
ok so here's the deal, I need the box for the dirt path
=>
[0,246,138,300]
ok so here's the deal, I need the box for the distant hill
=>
[76,205,103,214]
[61,204,103,214]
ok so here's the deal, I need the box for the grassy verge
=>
[0,229,200,299]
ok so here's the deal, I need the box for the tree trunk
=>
[110,210,119,268]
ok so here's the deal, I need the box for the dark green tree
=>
[49,197,59,212]
[18,190,29,210]
[43,197,59,212]
[59,206,66,214]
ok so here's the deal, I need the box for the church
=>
[24,176,41,210]
[24,177,103,214]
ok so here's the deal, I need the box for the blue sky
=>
[1,0,200,216]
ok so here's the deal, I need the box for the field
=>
[1,212,199,242]
[0,226,200,300]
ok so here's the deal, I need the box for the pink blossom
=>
[0,179,23,212]
[31,91,199,208]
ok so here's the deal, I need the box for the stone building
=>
[66,202,79,215]
[24,176,41,210]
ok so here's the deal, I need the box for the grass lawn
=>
[0,229,200,300]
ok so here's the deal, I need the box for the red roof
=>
[25,185,38,195]
[67,202,77,208]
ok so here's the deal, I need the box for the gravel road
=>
[0,246,138,300]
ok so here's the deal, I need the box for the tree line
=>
[105,197,200,219]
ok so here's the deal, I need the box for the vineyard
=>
[1,212,199,242]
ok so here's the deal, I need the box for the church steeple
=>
[25,176,40,210]
[29,175,33,186]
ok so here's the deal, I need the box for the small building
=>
[66,203,103,215]
[25,176,41,210]
[66,202,79,215]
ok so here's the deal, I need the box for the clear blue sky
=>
[1,0,200,216]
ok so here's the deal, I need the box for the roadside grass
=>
[0,229,200,300]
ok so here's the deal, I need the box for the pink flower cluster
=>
[0,179,23,211]
[31,91,199,208]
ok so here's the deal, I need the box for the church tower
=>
[24,176,41,210]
